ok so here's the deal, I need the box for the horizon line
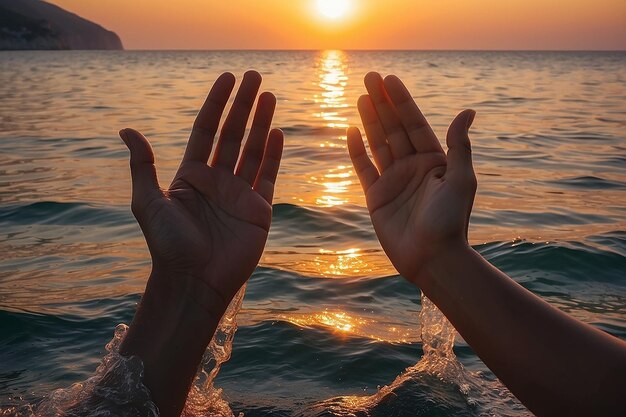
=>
[126,48,626,52]
[36,48,626,53]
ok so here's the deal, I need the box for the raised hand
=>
[347,72,476,284]
[117,71,283,416]
[120,71,283,307]
[347,73,626,416]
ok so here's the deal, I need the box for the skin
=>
[347,72,626,417]
[117,71,283,417]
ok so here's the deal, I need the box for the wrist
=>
[118,268,229,417]
[411,238,475,290]
[148,267,230,319]
[120,269,228,367]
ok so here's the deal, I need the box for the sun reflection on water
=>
[315,247,368,275]
[282,309,416,343]
[314,50,349,131]
[309,164,354,207]
[267,50,391,278]
[308,50,357,208]
[316,311,359,332]
[262,246,396,279]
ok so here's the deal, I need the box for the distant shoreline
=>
[0,0,123,51]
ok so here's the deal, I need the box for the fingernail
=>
[119,129,130,147]
[466,110,476,130]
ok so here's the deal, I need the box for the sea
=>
[0,50,625,416]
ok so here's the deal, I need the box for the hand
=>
[116,71,283,416]
[119,71,283,312]
[347,74,626,417]
[347,72,476,284]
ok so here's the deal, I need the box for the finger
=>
[446,110,477,239]
[347,127,379,192]
[212,70,263,171]
[383,75,444,154]
[236,91,276,184]
[357,94,393,171]
[119,128,162,211]
[445,109,477,184]
[183,72,236,164]
[254,129,284,204]
[364,72,414,159]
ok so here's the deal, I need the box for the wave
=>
[477,234,626,284]
[0,296,139,408]
[270,203,375,244]
[221,320,420,388]
[476,235,626,336]
[2,230,624,414]
[544,175,626,190]
[494,131,620,145]
[471,208,613,227]
[280,125,346,136]
[0,201,372,234]
[0,201,133,226]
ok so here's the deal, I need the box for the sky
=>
[49,0,626,50]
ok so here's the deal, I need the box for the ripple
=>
[543,175,626,190]
[0,201,132,226]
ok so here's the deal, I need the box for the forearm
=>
[416,243,626,416]
[119,270,227,417]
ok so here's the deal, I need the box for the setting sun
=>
[316,0,350,20]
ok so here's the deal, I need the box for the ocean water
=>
[0,50,625,416]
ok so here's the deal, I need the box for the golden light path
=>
[310,165,353,207]
[264,50,397,281]
[281,309,417,344]
[315,50,349,132]
[315,248,368,276]
[312,50,353,207]
[275,50,412,344]
[264,247,395,279]
[261,50,399,344]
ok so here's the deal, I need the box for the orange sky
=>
[49,0,626,50]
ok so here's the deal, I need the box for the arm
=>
[422,243,626,416]
[347,72,626,416]
[117,71,283,417]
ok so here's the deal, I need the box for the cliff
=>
[0,0,123,50]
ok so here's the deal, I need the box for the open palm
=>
[120,71,283,307]
[347,73,476,283]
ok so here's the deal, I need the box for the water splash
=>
[27,324,158,417]
[310,293,529,416]
[181,285,247,417]
[1,286,248,417]
[2,287,528,417]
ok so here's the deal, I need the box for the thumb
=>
[445,109,476,184]
[119,128,161,212]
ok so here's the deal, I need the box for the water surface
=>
[1,51,625,416]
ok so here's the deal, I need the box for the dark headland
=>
[0,0,123,50]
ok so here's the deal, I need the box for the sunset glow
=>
[46,0,626,50]
[316,0,351,20]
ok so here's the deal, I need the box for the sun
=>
[317,0,350,20]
